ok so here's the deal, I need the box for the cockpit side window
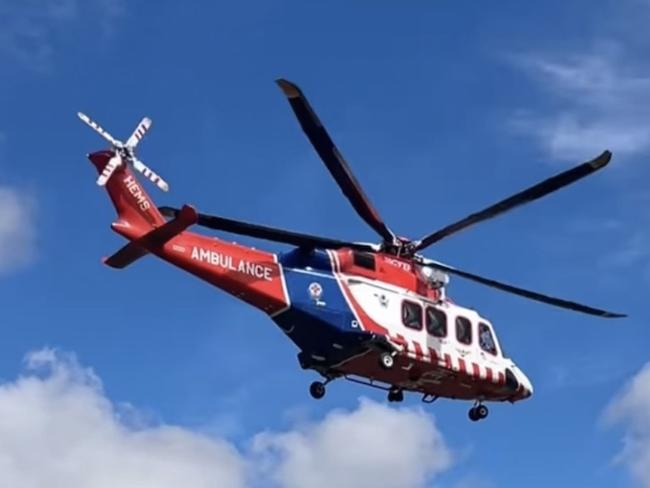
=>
[479,322,498,355]
[455,316,472,345]
[402,300,423,330]
[425,306,447,338]
[352,251,376,270]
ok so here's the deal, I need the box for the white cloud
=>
[0,348,247,488]
[0,348,453,488]
[0,0,124,71]
[251,399,452,488]
[605,362,650,487]
[511,46,650,161]
[0,186,36,273]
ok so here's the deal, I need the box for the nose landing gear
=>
[468,403,489,422]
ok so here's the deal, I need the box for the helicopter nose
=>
[518,370,534,399]
[506,365,533,401]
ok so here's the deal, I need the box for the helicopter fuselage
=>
[159,229,532,404]
[82,77,624,419]
[93,152,533,407]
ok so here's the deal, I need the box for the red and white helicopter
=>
[79,80,625,422]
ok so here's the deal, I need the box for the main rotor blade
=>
[414,150,613,251]
[424,259,625,318]
[276,79,396,245]
[159,206,376,252]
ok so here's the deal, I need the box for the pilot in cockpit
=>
[479,322,497,355]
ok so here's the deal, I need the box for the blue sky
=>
[1,1,650,487]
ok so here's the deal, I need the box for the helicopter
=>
[79,79,625,422]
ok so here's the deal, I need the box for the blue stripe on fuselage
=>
[274,249,371,365]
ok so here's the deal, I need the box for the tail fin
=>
[88,150,165,240]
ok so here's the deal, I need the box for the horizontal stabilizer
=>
[104,205,198,269]
[103,242,149,269]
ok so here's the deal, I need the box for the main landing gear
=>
[468,403,489,422]
[307,348,398,401]
[387,386,403,403]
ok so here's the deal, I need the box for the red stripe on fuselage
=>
[428,347,439,362]
[472,363,480,378]
[458,358,467,374]
[413,342,424,360]
[444,353,452,370]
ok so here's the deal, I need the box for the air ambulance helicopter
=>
[78,79,625,422]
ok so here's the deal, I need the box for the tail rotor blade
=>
[96,155,122,186]
[132,158,169,192]
[78,112,121,147]
[126,117,152,148]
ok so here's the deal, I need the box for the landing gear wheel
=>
[476,404,489,419]
[468,404,489,422]
[309,381,326,400]
[379,352,394,370]
[468,407,480,422]
[387,387,404,403]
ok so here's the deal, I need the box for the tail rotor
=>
[78,112,169,192]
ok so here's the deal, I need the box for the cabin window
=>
[402,301,423,330]
[479,322,498,355]
[425,306,447,338]
[352,251,376,271]
[455,316,472,345]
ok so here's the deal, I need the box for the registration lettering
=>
[191,247,273,281]
[385,257,411,272]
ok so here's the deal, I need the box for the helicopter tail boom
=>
[88,149,290,314]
